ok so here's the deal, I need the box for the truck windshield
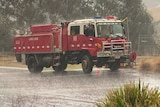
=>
[97,22,125,38]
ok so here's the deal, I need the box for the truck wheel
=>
[27,56,43,73]
[52,61,67,72]
[109,59,120,71]
[81,55,93,74]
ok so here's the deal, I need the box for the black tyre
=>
[27,56,43,73]
[81,55,93,74]
[52,60,67,72]
[109,59,120,71]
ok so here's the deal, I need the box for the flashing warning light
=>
[106,16,116,20]
[94,16,102,19]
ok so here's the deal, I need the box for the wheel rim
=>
[81,55,93,74]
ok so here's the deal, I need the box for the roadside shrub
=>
[139,57,160,72]
[139,60,152,71]
[96,80,160,107]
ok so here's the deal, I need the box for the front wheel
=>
[109,59,120,71]
[81,55,93,74]
[27,56,43,73]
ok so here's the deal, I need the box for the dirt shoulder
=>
[0,56,26,68]
[1,55,157,71]
[0,56,81,69]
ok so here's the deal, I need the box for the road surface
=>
[0,66,160,107]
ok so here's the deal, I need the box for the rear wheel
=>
[81,55,93,74]
[109,59,120,71]
[27,56,43,73]
[52,57,67,72]
[52,62,67,72]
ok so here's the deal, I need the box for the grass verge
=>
[139,56,160,72]
[96,80,160,107]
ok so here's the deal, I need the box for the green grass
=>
[97,80,160,107]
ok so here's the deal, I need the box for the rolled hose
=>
[130,52,137,62]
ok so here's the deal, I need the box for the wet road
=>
[0,67,160,107]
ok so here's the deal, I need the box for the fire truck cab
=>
[14,16,136,73]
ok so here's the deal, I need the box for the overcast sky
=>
[143,0,160,8]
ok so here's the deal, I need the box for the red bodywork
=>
[14,34,53,53]
[14,23,131,58]
[14,24,65,53]
[14,24,100,56]
[14,17,136,73]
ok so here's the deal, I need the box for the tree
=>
[0,0,154,53]
[0,0,47,51]
[94,0,153,51]
[121,0,153,51]
[38,0,95,23]
[0,14,13,51]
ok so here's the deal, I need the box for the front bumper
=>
[97,50,130,58]
[97,40,132,58]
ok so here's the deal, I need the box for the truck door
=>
[67,26,81,51]
[82,24,97,53]
[67,24,96,54]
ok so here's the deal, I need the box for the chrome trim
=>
[98,40,132,58]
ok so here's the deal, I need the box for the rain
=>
[1,0,160,106]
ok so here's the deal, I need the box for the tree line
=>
[0,0,153,52]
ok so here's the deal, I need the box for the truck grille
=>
[97,40,132,58]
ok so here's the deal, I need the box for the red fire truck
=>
[14,16,136,73]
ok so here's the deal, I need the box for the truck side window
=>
[84,24,95,37]
[70,26,80,35]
